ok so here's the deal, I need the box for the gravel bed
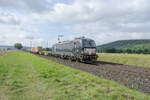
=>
[36,54,150,94]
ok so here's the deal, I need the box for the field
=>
[98,53,150,68]
[0,51,149,100]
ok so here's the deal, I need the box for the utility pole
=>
[30,41,32,48]
[58,35,63,43]
[46,41,49,48]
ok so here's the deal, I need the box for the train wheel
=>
[70,57,76,61]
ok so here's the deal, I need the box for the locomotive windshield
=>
[82,40,96,47]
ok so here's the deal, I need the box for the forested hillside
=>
[97,39,150,54]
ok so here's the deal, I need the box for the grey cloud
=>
[47,0,150,33]
[25,36,34,40]
[0,12,20,25]
[0,0,150,45]
[20,27,40,33]
[67,0,150,43]
[0,0,50,13]
[23,0,49,12]
[0,0,19,7]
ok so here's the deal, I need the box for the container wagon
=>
[32,46,43,54]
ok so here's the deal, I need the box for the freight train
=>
[30,37,98,62]
[51,37,98,62]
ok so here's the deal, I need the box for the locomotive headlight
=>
[84,48,96,55]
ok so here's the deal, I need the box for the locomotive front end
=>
[81,39,98,61]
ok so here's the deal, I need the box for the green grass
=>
[0,51,149,100]
[98,53,150,68]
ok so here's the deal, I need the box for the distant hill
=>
[97,39,150,53]
[0,46,15,50]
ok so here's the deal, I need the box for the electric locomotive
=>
[51,37,98,62]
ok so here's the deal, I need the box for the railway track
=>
[33,53,150,94]
[94,61,150,78]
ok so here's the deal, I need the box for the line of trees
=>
[97,48,150,54]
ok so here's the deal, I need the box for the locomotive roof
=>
[53,37,94,46]
[53,40,73,45]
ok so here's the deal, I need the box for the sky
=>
[0,0,150,47]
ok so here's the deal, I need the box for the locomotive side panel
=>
[52,41,75,58]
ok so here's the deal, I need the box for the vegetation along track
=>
[34,53,150,94]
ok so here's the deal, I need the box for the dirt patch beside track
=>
[35,54,150,94]
[0,50,14,56]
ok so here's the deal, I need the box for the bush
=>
[14,43,23,49]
